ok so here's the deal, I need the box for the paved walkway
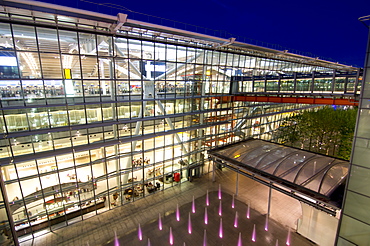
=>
[20,168,315,246]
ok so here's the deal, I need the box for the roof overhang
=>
[0,0,360,72]
[208,139,349,215]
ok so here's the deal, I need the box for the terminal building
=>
[0,0,368,245]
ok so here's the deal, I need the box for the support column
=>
[0,168,19,246]
[155,100,189,155]
[107,38,122,204]
[121,104,145,184]
[2,166,9,180]
[101,146,107,175]
[100,59,106,95]
[267,182,272,216]
[197,50,207,169]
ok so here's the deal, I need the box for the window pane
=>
[339,215,370,245]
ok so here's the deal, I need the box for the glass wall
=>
[0,4,360,244]
[337,28,370,245]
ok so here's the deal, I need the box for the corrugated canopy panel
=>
[215,139,348,197]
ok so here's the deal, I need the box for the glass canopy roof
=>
[210,139,348,198]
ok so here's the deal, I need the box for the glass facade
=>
[337,24,370,245]
[0,2,360,244]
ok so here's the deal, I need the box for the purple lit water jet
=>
[232,194,235,208]
[204,207,208,224]
[176,204,180,221]
[114,230,119,246]
[275,239,279,246]
[192,196,195,213]
[188,212,192,234]
[138,224,143,241]
[158,213,163,230]
[147,238,151,246]
[219,218,223,238]
[203,229,207,246]
[252,224,256,242]
[286,228,291,245]
[234,211,238,228]
[246,203,250,219]
[218,184,222,200]
[169,227,174,245]
[265,214,269,231]
[237,232,242,246]
[206,190,209,206]
[218,200,222,216]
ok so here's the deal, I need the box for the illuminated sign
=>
[63,69,72,79]
[44,197,67,211]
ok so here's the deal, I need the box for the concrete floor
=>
[20,168,316,246]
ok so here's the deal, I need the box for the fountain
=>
[158,213,163,230]
[218,184,222,200]
[203,229,207,246]
[234,211,238,228]
[237,232,242,246]
[219,218,223,238]
[111,190,299,246]
[114,230,119,246]
[188,212,192,234]
[192,196,196,213]
[252,224,256,242]
[176,204,180,221]
[169,227,174,245]
[246,202,250,219]
[204,207,208,225]
[286,228,291,246]
[138,224,143,241]
[206,190,209,206]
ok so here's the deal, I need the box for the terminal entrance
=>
[208,139,348,246]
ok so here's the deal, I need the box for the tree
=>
[275,106,357,160]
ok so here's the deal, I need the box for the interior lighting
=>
[20,52,38,75]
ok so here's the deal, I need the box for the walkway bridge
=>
[227,70,362,106]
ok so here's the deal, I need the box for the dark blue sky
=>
[39,0,370,67]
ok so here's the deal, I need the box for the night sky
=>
[38,0,370,67]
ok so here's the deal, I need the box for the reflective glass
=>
[347,165,370,196]
[339,215,370,246]
[36,27,58,53]
[343,191,370,223]
[356,109,370,139]
[12,25,38,51]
